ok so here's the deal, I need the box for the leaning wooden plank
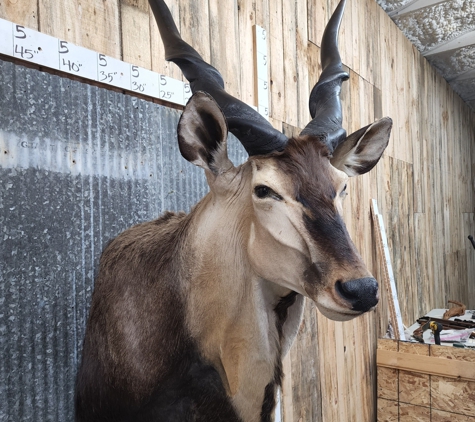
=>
[377,349,475,382]
[268,0,285,121]
[371,199,406,340]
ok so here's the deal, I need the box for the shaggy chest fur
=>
[75,213,302,422]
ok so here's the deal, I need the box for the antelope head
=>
[150,0,392,321]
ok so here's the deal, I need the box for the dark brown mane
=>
[277,137,335,210]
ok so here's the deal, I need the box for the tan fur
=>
[179,146,375,418]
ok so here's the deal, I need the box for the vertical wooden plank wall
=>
[1,0,474,420]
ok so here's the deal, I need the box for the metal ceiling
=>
[376,0,475,112]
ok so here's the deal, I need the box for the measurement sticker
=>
[257,52,268,79]
[255,25,267,55]
[159,75,184,105]
[183,83,192,104]
[130,65,160,97]
[254,25,270,120]
[0,18,13,56]
[2,17,191,108]
[97,54,131,90]
[257,78,269,108]
[13,24,58,69]
[58,40,97,80]
[258,105,269,119]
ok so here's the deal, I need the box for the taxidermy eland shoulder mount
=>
[75,0,392,420]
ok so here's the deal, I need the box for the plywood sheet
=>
[399,403,430,421]
[378,339,399,401]
[432,409,475,422]
[398,343,430,407]
[1,0,475,421]
[377,398,398,422]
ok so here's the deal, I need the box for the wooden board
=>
[377,349,475,382]
[38,0,121,58]
[1,0,475,420]
[0,0,38,29]
[378,340,475,420]
[121,3,151,68]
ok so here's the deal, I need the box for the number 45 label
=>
[13,24,58,69]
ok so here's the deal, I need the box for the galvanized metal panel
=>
[0,58,247,421]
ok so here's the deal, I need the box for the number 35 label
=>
[97,54,130,90]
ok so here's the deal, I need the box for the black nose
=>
[336,277,379,312]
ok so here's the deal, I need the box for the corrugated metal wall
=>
[0,58,246,421]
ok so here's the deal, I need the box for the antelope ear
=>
[177,91,231,174]
[330,117,392,177]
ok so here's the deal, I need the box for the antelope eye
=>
[254,185,271,198]
[254,185,282,200]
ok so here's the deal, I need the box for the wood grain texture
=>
[377,398,399,422]
[399,403,430,421]
[282,0,297,126]
[398,343,430,407]
[149,0,182,79]
[0,0,37,29]
[209,0,241,98]
[432,409,475,422]
[377,350,475,382]
[121,3,151,68]
[121,0,149,12]
[1,0,475,420]
[377,339,399,401]
[38,0,121,58]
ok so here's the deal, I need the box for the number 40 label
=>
[58,41,97,80]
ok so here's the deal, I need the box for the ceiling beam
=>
[448,69,475,83]
[424,30,475,57]
[463,92,475,102]
[389,0,450,18]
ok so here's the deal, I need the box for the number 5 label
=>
[13,25,58,69]
[97,54,130,90]
[130,65,160,98]
[58,41,97,80]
